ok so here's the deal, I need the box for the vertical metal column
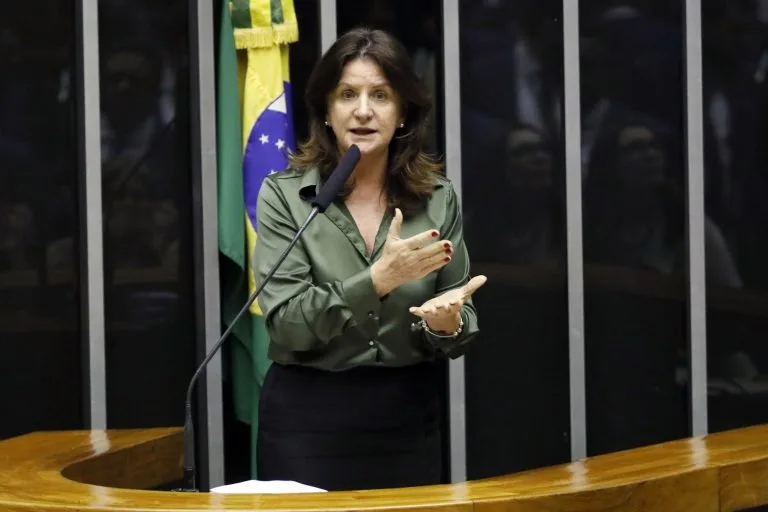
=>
[320,0,337,53]
[562,0,587,460]
[684,0,708,437]
[75,0,107,430]
[442,0,467,483]
[190,0,224,489]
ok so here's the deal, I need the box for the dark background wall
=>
[4,0,768,486]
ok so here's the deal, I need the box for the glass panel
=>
[290,0,321,145]
[0,2,83,439]
[460,0,570,477]
[702,0,768,432]
[580,1,689,455]
[337,0,444,154]
[98,1,196,428]
[337,0,449,482]
[220,0,323,483]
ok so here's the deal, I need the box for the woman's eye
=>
[373,91,388,101]
[341,90,355,100]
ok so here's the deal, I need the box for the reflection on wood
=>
[61,430,183,491]
[721,455,768,512]
[473,262,768,318]
[1,425,768,511]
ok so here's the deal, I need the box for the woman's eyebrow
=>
[337,80,391,88]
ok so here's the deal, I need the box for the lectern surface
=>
[1,425,768,511]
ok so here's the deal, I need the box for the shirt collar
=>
[298,166,321,202]
[296,166,445,202]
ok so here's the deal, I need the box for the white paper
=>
[210,480,327,494]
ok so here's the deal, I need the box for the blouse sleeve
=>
[254,177,385,352]
[423,183,480,358]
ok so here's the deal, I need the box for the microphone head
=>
[311,145,361,211]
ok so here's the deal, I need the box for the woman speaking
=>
[253,27,486,491]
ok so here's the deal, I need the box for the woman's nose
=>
[354,95,372,117]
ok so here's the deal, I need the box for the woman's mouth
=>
[350,128,376,136]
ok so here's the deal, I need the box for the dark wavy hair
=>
[289,27,443,215]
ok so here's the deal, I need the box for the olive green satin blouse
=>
[253,167,480,371]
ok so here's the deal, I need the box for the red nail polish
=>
[445,249,452,255]
[431,231,438,238]
[444,256,450,262]
[443,242,450,249]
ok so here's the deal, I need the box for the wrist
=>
[426,312,462,335]
[370,261,397,297]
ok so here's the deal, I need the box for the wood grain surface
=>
[1,425,767,511]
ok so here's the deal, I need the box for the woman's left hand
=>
[409,275,487,334]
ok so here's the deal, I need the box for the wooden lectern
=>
[1,425,767,511]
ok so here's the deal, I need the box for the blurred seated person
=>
[0,201,36,272]
[100,38,176,201]
[467,124,563,265]
[0,172,37,273]
[106,177,179,271]
[46,177,179,275]
[583,112,741,288]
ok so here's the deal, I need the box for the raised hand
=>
[409,275,488,334]
[370,208,453,296]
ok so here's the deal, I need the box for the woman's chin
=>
[343,139,385,156]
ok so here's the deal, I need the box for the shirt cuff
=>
[424,310,467,352]
[342,268,383,329]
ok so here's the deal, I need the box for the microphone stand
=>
[177,143,359,492]
[178,207,321,492]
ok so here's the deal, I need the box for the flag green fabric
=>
[216,0,298,478]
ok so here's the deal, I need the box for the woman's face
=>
[326,57,403,158]
[505,128,552,189]
[616,125,665,187]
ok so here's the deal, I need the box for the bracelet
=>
[415,316,464,338]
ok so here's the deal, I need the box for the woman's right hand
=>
[370,208,453,297]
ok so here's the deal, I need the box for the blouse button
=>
[369,340,375,346]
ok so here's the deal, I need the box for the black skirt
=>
[256,361,443,491]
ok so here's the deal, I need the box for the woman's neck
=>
[348,153,388,200]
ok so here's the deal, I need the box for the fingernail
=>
[443,242,451,249]
[431,231,439,238]
[444,256,451,262]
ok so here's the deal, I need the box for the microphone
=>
[178,144,361,491]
